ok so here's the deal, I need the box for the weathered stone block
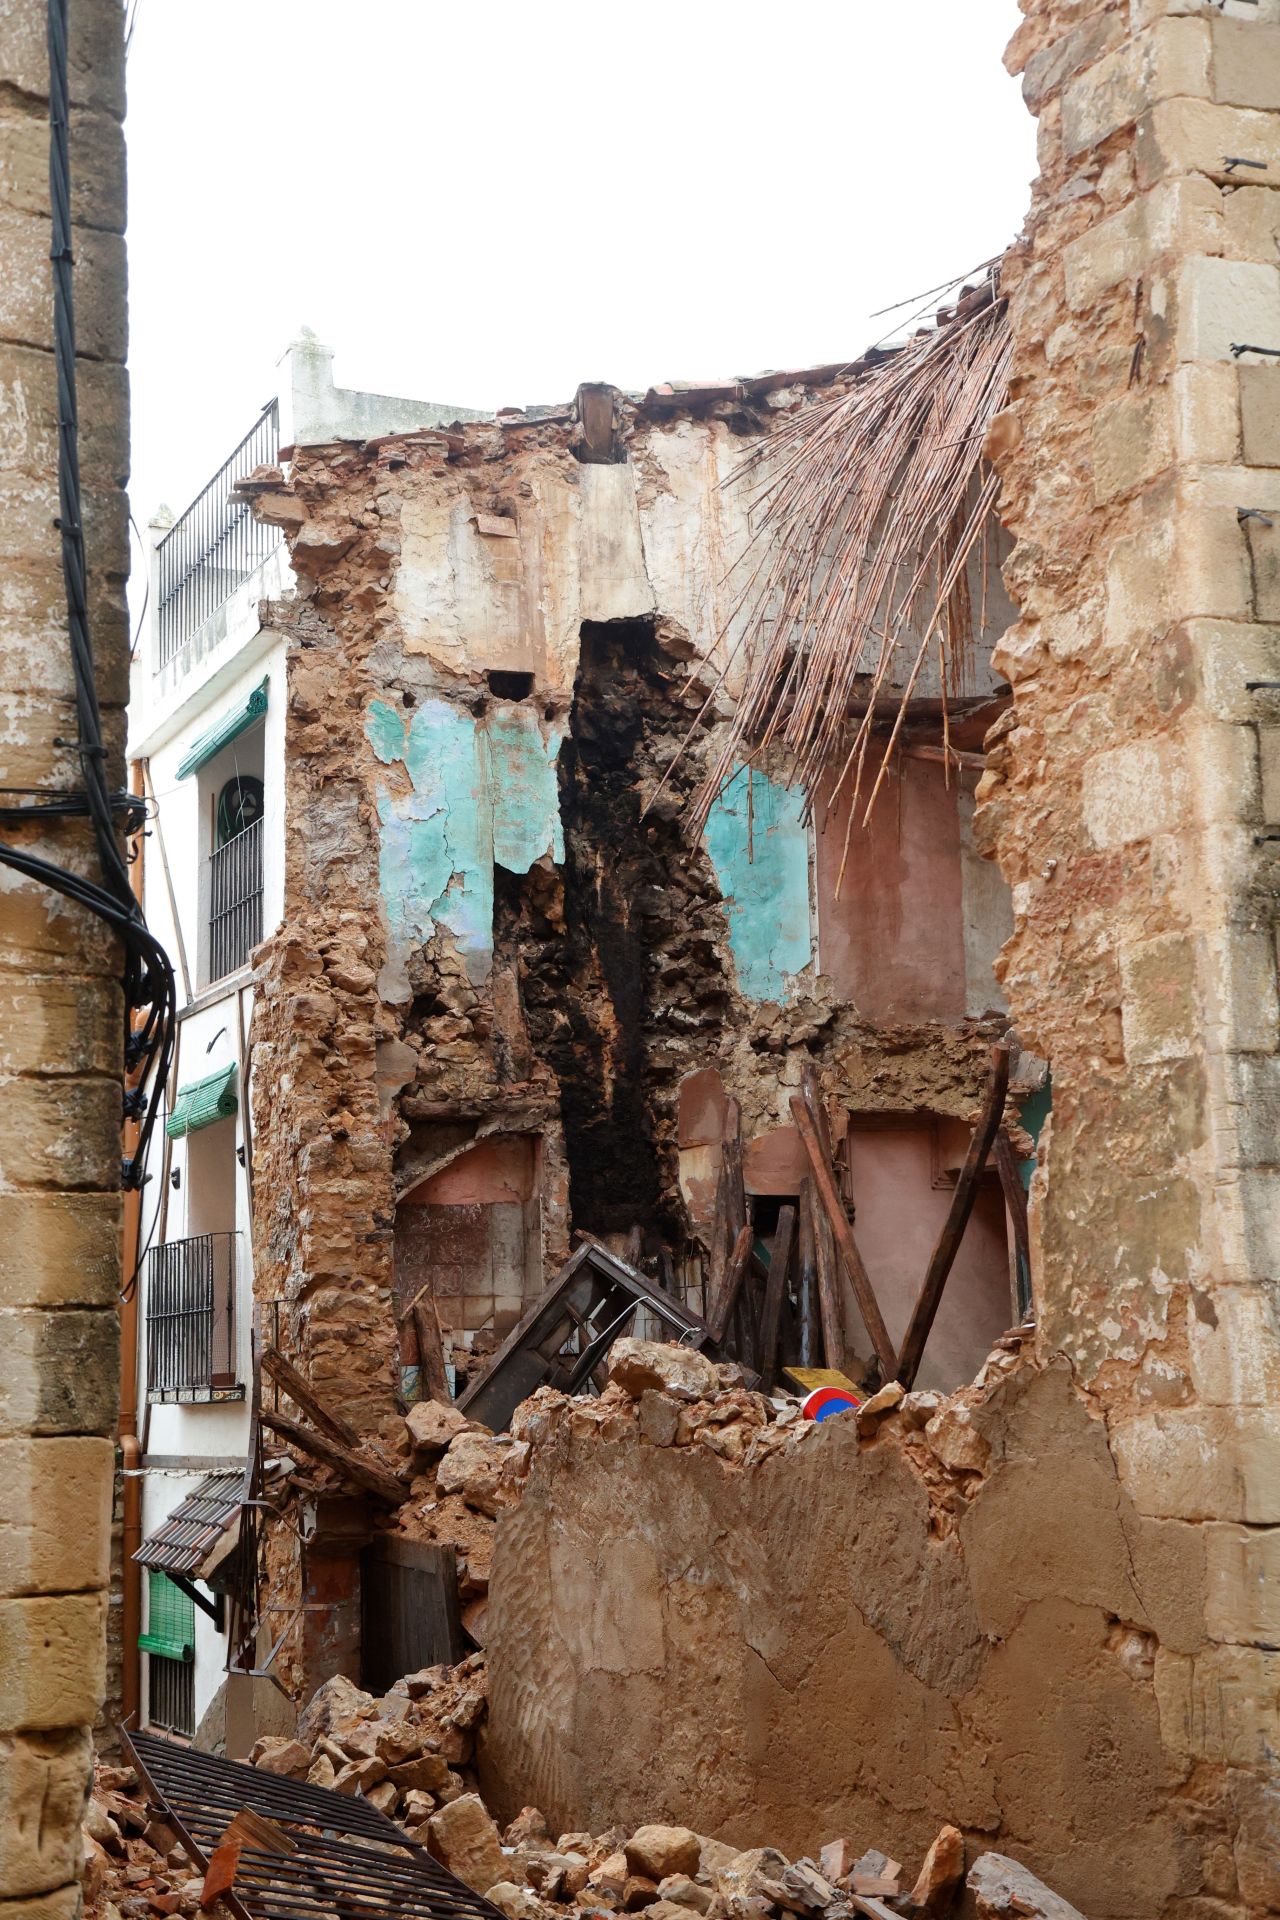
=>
[1188,1280,1280,1403]
[1212,17,1280,111]
[1092,389,1173,501]
[0,102,124,232]
[1119,932,1198,1064]
[1171,362,1240,465]
[1223,183,1280,265]
[0,1438,113,1595]
[1239,362,1280,468]
[1228,1767,1280,1910]
[1113,1406,1280,1521]
[1199,928,1280,1052]
[1081,737,1188,847]
[0,1728,91,1897]
[1261,726,1280,821]
[0,0,127,116]
[1062,20,1211,158]
[0,1194,120,1310]
[1063,201,1143,310]
[1155,1641,1280,1766]
[1204,1522,1280,1644]
[0,1308,117,1438]
[0,1594,105,1730]
[0,206,126,361]
[0,1076,121,1192]
[1138,97,1280,189]
[1219,1050,1280,1168]
[1176,257,1280,365]
[0,979,122,1078]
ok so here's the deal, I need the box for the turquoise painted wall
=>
[366,696,565,983]
[702,765,811,1002]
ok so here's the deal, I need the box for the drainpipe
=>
[119,759,145,1728]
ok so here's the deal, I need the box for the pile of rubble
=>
[82,1673,1089,1920]
[82,1761,218,1920]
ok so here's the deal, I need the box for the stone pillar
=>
[983,1,1280,1907]
[0,2,128,1915]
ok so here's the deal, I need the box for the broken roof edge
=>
[275,269,1002,456]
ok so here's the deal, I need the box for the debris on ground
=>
[84,1688,1086,1919]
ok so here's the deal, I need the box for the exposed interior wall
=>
[0,1,129,1909]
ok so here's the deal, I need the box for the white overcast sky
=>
[125,0,1036,531]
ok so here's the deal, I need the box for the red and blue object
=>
[800,1385,861,1423]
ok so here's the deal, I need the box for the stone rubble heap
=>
[83,1650,1085,1920]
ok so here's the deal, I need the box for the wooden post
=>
[708,1224,755,1347]
[896,1043,1011,1389]
[790,1096,896,1378]
[812,1193,844,1371]
[797,1184,820,1367]
[412,1292,451,1404]
[760,1205,796,1392]
[993,1127,1033,1320]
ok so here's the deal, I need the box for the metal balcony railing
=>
[155,402,281,670]
[145,1232,238,1398]
[208,817,263,981]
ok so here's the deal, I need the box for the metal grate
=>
[146,1233,237,1398]
[126,1730,510,1920]
[156,403,281,669]
[148,1653,195,1738]
[209,816,263,981]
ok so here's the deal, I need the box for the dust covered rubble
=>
[84,1727,1087,1920]
[384,1322,1038,1642]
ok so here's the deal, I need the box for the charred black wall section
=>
[494,620,739,1246]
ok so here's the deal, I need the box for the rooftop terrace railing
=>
[154,402,281,670]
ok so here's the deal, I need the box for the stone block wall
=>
[0,1,128,1913]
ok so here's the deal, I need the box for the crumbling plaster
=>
[479,6,1280,1918]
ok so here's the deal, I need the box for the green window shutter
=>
[175,677,269,780]
[165,1065,237,1139]
[140,1570,195,1661]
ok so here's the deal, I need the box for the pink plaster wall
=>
[815,757,967,1021]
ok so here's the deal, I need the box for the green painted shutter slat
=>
[140,1570,194,1661]
[175,677,269,780]
[165,1064,237,1139]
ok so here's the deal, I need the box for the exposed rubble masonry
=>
[480,6,1280,1920]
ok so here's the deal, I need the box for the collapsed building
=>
[108,5,1280,1920]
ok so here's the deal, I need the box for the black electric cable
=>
[0,0,176,1192]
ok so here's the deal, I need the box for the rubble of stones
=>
[83,1666,1087,1920]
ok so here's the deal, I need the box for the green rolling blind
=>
[175,677,269,780]
[139,1570,194,1661]
[165,1064,237,1139]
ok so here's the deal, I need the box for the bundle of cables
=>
[0,0,175,1191]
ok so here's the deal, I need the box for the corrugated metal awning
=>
[125,1729,510,1920]
[166,1065,237,1139]
[176,676,268,779]
[135,1469,244,1576]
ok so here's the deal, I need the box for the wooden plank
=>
[261,1347,359,1449]
[896,1042,1011,1389]
[993,1126,1033,1320]
[812,1187,844,1372]
[790,1096,896,1378]
[759,1205,796,1393]
[411,1294,451,1405]
[258,1407,406,1506]
[783,1366,862,1395]
[797,1183,820,1367]
[707,1224,754,1346]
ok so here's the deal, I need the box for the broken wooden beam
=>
[261,1346,360,1449]
[759,1204,796,1393]
[993,1127,1032,1320]
[708,1223,755,1347]
[896,1042,1011,1389]
[790,1095,896,1378]
[411,1293,451,1406]
[258,1407,406,1506]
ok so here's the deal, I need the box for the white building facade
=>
[125,339,485,1741]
